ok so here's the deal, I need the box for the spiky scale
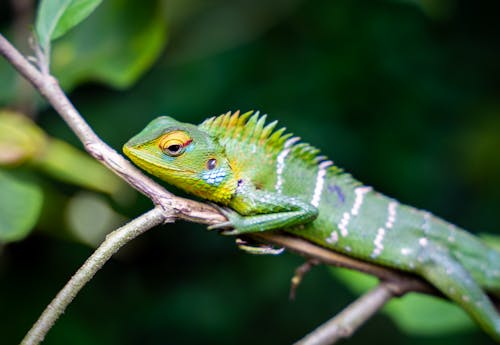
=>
[252,114,267,142]
[261,120,278,143]
[228,110,240,129]
[234,110,253,139]
[219,111,231,129]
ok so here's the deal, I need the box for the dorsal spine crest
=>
[200,110,342,174]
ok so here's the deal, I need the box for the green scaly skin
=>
[123,111,500,341]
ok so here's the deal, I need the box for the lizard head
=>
[123,116,238,204]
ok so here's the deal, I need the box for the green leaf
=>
[0,169,43,242]
[0,111,128,198]
[331,267,474,335]
[36,0,72,51]
[34,138,127,197]
[35,0,102,52]
[51,0,168,89]
[0,110,47,165]
[52,0,103,40]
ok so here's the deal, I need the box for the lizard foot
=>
[235,237,285,255]
[207,205,239,232]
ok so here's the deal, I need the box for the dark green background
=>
[1,0,499,344]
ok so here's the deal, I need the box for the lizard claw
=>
[207,221,233,231]
[236,237,285,255]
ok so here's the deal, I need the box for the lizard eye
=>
[159,131,192,157]
[206,158,217,170]
[165,143,183,156]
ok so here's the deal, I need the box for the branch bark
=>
[294,282,395,345]
[0,33,481,345]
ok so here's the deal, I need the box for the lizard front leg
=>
[209,183,318,235]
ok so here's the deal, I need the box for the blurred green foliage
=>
[0,0,499,344]
[50,0,168,90]
[0,168,42,241]
[0,110,129,242]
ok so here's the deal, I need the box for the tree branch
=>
[294,282,395,345]
[1,32,488,345]
[20,207,168,345]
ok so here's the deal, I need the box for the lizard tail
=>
[451,230,500,293]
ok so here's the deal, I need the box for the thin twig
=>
[294,282,395,345]
[290,259,320,300]
[11,0,37,117]
[21,207,168,345]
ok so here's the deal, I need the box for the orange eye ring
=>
[158,131,192,157]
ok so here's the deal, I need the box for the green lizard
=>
[123,110,500,341]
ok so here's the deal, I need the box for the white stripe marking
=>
[400,248,411,256]
[371,227,386,258]
[326,230,339,244]
[338,212,350,237]
[311,160,333,207]
[385,201,398,229]
[334,186,371,238]
[371,201,397,258]
[351,187,372,216]
[275,137,300,193]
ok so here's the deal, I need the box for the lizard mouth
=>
[147,162,195,174]
[124,146,196,174]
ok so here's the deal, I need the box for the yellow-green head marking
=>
[123,116,238,203]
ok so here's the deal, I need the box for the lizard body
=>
[123,111,500,340]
